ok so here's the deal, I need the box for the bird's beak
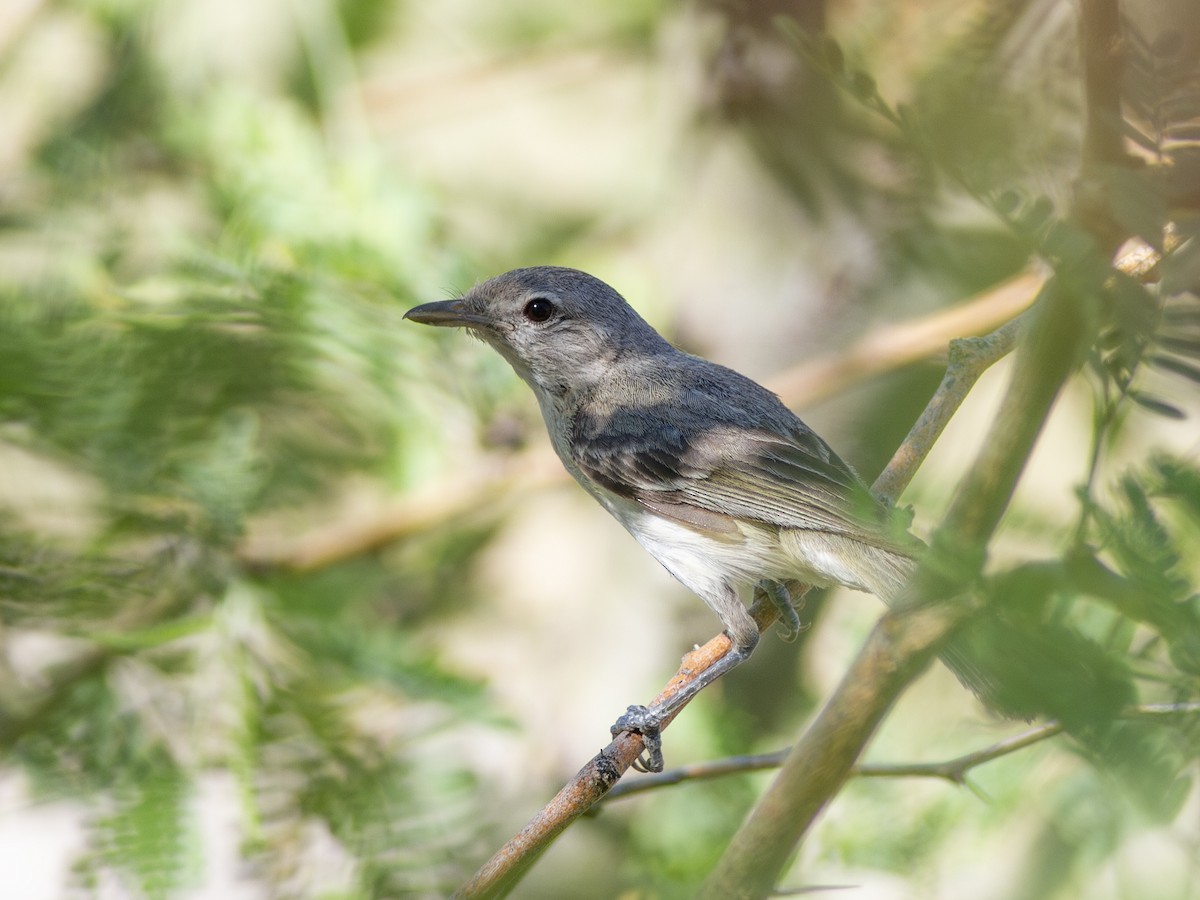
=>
[403,298,492,329]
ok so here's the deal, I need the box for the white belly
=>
[600,494,843,603]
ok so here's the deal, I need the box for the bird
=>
[405,266,918,771]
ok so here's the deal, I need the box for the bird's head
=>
[405,267,669,400]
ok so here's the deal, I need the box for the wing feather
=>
[574,412,907,553]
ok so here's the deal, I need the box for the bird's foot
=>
[611,704,665,773]
[757,580,802,642]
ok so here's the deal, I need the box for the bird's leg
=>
[611,629,759,773]
[755,579,802,642]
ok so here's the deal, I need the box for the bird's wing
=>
[574,410,905,551]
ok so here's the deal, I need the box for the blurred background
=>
[1,0,1198,897]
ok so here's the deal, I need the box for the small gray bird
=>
[405,267,916,771]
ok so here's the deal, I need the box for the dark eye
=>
[523,297,555,323]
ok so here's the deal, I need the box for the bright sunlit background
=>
[1,1,1198,898]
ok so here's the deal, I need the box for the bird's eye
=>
[523,297,555,323]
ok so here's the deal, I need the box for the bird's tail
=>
[780,527,1105,713]
[848,544,1007,701]
[851,542,917,605]
[851,543,1134,728]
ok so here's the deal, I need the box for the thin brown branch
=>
[601,701,1200,804]
[237,271,1040,572]
[865,699,1199,780]
[451,277,1041,899]
[873,305,1030,501]
[698,272,1090,899]
[854,724,1064,785]
[769,269,1042,408]
[601,723,1063,803]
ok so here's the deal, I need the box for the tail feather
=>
[787,534,1008,704]
[846,543,1134,727]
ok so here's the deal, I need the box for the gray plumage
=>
[405,266,916,770]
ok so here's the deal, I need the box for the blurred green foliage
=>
[0,0,1198,898]
[0,0,491,895]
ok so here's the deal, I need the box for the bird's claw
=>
[611,704,665,773]
[757,580,802,643]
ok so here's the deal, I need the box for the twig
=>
[854,724,1063,785]
[237,271,1040,572]
[451,276,1041,899]
[698,271,1089,899]
[769,269,1042,409]
[873,303,1030,501]
[600,722,1064,803]
[603,702,1200,804]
